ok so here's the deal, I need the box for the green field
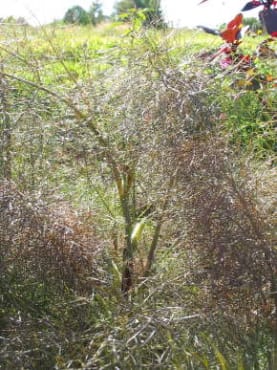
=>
[0,20,276,369]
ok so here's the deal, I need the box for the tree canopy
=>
[89,1,105,26]
[114,0,165,27]
[63,5,90,25]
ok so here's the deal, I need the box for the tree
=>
[114,0,136,16]
[63,6,90,25]
[114,0,165,27]
[143,0,165,28]
[89,1,105,26]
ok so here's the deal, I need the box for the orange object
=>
[220,13,243,43]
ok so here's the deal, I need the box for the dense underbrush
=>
[0,22,276,369]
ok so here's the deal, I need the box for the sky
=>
[0,0,260,28]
